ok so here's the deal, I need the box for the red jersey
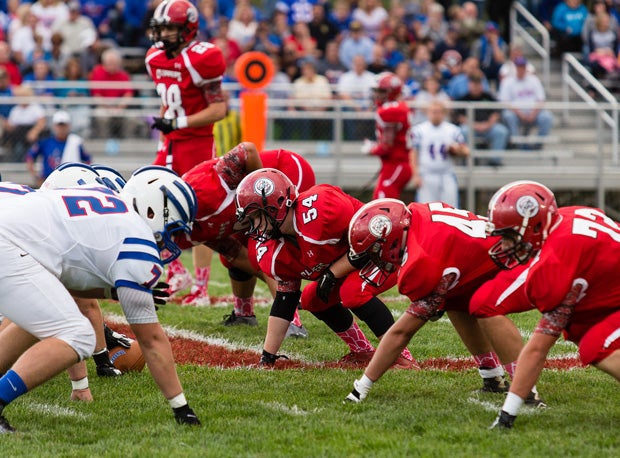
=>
[89,65,133,98]
[371,100,413,164]
[292,185,364,280]
[261,149,316,193]
[145,41,226,141]
[525,206,620,343]
[399,202,500,309]
[250,237,305,292]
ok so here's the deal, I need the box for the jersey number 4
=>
[428,202,486,238]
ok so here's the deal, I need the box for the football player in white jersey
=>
[411,100,469,207]
[0,166,200,433]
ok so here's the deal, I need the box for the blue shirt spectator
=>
[338,21,375,70]
[276,0,317,25]
[551,0,589,37]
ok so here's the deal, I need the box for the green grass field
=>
[1,255,619,457]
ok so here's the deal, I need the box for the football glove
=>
[104,324,132,349]
[489,410,516,430]
[173,404,201,425]
[360,139,377,155]
[151,117,179,134]
[316,270,337,303]
[96,363,122,377]
[152,281,171,306]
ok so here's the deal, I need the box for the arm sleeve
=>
[116,286,159,325]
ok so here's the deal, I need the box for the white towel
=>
[60,133,82,164]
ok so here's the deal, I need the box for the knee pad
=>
[311,304,354,333]
[228,266,254,282]
[270,291,302,321]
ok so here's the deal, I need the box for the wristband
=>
[502,392,524,416]
[71,377,89,391]
[168,392,187,409]
[176,116,188,129]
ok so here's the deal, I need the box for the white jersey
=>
[412,120,465,174]
[0,182,36,199]
[0,186,163,293]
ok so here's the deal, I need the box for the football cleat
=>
[0,414,15,434]
[221,311,258,326]
[478,375,510,393]
[165,270,193,297]
[285,323,308,339]
[181,285,210,306]
[524,391,547,408]
[339,350,375,366]
[392,355,420,370]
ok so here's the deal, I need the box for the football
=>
[109,342,145,373]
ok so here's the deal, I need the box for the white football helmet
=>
[40,162,103,190]
[92,164,126,192]
[120,165,197,264]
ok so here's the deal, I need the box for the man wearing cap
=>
[26,111,91,187]
[470,21,507,86]
[498,57,553,149]
[339,21,374,70]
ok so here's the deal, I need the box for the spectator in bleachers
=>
[308,3,339,56]
[499,40,537,81]
[412,74,450,125]
[486,0,512,44]
[585,12,619,78]
[119,0,149,47]
[446,56,490,100]
[392,22,415,59]
[48,32,69,78]
[22,59,55,96]
[367,43,390,74]
[581,0,618,55]
[550,0,589,55]
[25,110,91,187]
[284,20,318,61]
[89,47,134,139]
[266,53,291,100]
[51,1,97,57]
[2,84,47,162]
[228,1,258,53]
[9,4,49,68]
[210,20,242,70]
[80,0,119,41]
[31,0,68,39]
[394,60,420,100]
[328,0,352,34]
[457,1,485,48]
[436,49,463,88]
[289,56,332,140]
[456,70,509,166]
[217,0,235,20]
[24,32,51,69]
[316,40,347,85]
[250,19,282,55]
[417,2,448,43]
[338,20,374,70]
[337,54,376,140]
[470,21,507,87]
[382,34,405,70]
[432,24,468,63]
[409,42,434,87]
[197,0,221,41]
[0,68,15,128]
[351,0,388,41]
[499,57,554,149]
[0,41,22,86]
[272,9,292,42]
[54,56,91,136]
[539,0,564,32]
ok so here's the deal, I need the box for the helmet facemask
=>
[356,225,408,288]
[236,192,292,243]
[487,224,536,270]
[149,23,185,56]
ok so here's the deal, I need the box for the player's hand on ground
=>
[70,388,93,402]
[489,410,516,430]
[173,404,201,425]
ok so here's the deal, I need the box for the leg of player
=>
[476,315,524,376]
[181,245,212,306]
[345,312,423,403]
[446,311,509,393]
[222,270,259,326]
[67,361,93,402]
[594,350,620,381]
[165,257,192,297]
[74,297,121,377]
[0,322,39,373]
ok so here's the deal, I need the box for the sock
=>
[0,370,28,405]
[194,266,210,289]
[336,321,374,353]
[474,351,502,370]
[167,258,187,276]
[400,347,413,361]
[503,361,517,379]
[233,296,254,317]
[291,309,302,327]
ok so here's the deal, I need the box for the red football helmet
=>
[372,72,402,106]
[486,180,559,269]
[235,168,298,241]
[150,0,198,53]
[348,198,411,287]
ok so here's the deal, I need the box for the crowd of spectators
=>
[0,0,611,163]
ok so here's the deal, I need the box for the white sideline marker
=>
[25,402,89,419]
[260,401,321,416]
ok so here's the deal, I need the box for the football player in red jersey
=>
[486,181,620,429]
[235,169,415,367]
[362,72,416,200]
[177,143,311,332]
[146,0,227,305]
[343,198,512,404]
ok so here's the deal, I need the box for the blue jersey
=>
[26,135,91,179]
